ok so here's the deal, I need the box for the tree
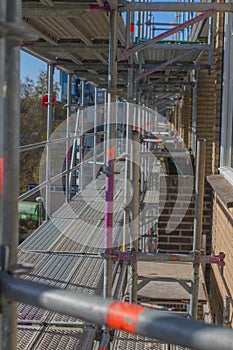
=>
[20,71,65,194]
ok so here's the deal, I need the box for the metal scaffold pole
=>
[80,80,85,191]
[65,73,72,202]
[104,7,118,300]
[123,9,133,250]
[190,139,206,318]
[129,130,140,303]
[100,7,118,350]
[0,0,6,345]
[93,87,98,179]
[1,1,21,348]
[1,272,233,350]
[45,63,54,219]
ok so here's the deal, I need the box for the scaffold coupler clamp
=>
[209,252,225,266]
[111,250,136,262]
[101,165,120,176]
[192,250,201,264]
[0,245,34,275]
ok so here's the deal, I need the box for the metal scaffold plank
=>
[118,10,217,62]
[30,327,96,350]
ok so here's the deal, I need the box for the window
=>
[220,12,233,180]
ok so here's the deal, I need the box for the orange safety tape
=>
[106,146,115,160]
[105,301,145,333]
[0,158,3,195]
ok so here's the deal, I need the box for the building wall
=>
[158,175,212,254]
[182,89,192,150]
[158,12,233,326]
[210,192,233,326]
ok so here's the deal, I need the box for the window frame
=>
[220,12,233,173]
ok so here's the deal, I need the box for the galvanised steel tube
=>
[45,63,54,220]
[0,0,5,241]
[18,151,105,201]
[79,80,85,191]
[137,252,224,264]
[1,272,233,350]
[65,73,72,202]
[19,136,81,153]
[69,109,80,191]
[190,139,206,318]
[93,87,98,180]
[123,10,133,249]
[104,8,118,300]
[2,2,21,349]
[123,103,131,249]
[122,2,232,13]
[129,130,140,303]
[0,0,6,346]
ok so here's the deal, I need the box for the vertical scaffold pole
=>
[104,89,107,165]
[66,73,72,202]
[190,139,206,318]
[93,87,98,179]
[0,0,6,346]
[129,130,140,303]
[104,7,117,300]
[80,80,85,191]
[45,63,54,219]
[191,71,197,156]
[123,9,133,250]
[1,1,21,348]
[223,296,231,327]
[100,8,118,350]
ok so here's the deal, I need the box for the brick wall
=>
[158,175,212,254]
[210,193,233,326]
[182,90,192,150]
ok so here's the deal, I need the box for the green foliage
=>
[20,70,66,194]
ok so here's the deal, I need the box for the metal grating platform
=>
[17,326,42,350]
[112,331,191,350]
[17,162,127,349]
[29,327,96,350]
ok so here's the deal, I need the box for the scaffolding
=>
[1,1,233,349]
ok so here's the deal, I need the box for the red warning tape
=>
[0,158,3,195]
[105,301,145,333]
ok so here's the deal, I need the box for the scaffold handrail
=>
[1,271,233,350]
[18,151,105,201]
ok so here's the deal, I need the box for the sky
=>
[20,51,60,84]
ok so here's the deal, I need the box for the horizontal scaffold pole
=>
[121,2,233,13]
[1,272,233,350]
[118,9,217,62]
[137,252,225,266]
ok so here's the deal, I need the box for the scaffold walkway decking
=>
[17,159,208,350]
[17,164,126,349]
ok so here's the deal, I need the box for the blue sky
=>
[20,51,47,82]
[20,51,60,83]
